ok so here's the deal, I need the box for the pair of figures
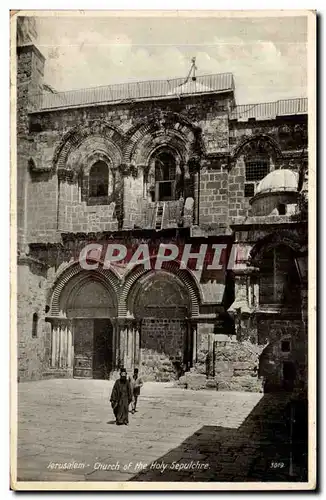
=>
[110,368,143,425]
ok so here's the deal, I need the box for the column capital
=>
[116,316,141,329]
[120,163,138,178]
[46,316,71,327]
[232,266,260,276]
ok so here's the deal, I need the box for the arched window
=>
[259,245,301,307]
[154,151,177,201]
[244,154,270,197]
[32,313,38,338]
[89,161,109,199]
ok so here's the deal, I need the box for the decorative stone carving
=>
[231,133,283,166]
[28,157,52,173]
[57,167,76,182]
[248,231,303,268]
[119,163,138,178]
[53,120,125,173]
[184,106,199,122]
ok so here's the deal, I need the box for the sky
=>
[33,14,308,104]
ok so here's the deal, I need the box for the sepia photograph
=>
[10,9,316,491]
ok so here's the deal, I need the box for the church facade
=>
[16,26,308,391]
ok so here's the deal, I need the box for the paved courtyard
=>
[16,379,306,484]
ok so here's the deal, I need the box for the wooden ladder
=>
[155,203,165,230]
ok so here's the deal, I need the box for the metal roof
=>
[30,73,235,111]
[229,98,308,121]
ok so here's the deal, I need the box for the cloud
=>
[36,18,307,104]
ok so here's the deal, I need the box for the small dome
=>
[168,79,212,96]
[256,169,299,195]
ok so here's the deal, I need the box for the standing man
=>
[110,368,132,425]
[129,368,143,414]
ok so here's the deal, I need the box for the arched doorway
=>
[50,267,118,379]
[127,270,193,381]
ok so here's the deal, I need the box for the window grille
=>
[244,156,270,197]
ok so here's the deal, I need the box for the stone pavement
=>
[16,379,307,483]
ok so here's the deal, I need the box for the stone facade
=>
[16,20,308,392]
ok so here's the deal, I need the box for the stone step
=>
[42,369,72,379]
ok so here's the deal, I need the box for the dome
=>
[256,169,299,195]
[167,79,213,96]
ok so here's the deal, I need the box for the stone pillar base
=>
[42,368,73,379]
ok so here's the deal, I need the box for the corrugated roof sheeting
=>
[30,73,235,111]
[230,98,308,121]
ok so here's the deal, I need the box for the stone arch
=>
[231,134,283,165]
[65,135,122,175]
[248,231,302,268]
[131,128,191,168]
[127,270,191,320]
[120,259,201,318]
[53,120,125,173]
[148,143,184,168]
[61,274,117,318]
[49,262,121,317]
[121,261,201,380]
[124,111,200,166]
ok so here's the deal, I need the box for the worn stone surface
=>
[17,44,307,243]
[16,379,307,483]
[17,263,49,381]
[177,373,207,390]
[16,42,308,390]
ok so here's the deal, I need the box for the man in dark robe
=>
[110,368,132,425]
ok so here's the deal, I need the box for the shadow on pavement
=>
[130,393,308,482]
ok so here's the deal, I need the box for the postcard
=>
[10,9,316,491]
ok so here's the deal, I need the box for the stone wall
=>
[257,317,305,390]
[257,317,302,346]
[229,117,307,155]
[228,157,250,218]
[140,318,186,381]
[199,166,228,225]
[28,172,58,243]
[123,174,144,229]
[17,262,50,380]
[58,178,119,233]
[178,338,263,392]
[17,44,46,249]
[213,340,263,392]
[24,92,232,242]
[16,45,308,388]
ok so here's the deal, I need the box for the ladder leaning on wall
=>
[154,202,165,230]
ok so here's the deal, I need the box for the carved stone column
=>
[133,321,141,368]
[59,322,66,368]
[50,318,73,370]
[67,321,73,368]
[228,267,259,341]
[116,318,142,373]
[51,323,59,368]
